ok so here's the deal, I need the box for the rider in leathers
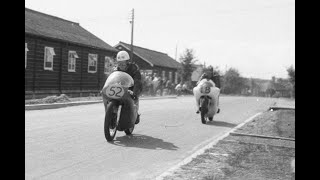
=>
[196,66,221,114]
[114,51,143,124]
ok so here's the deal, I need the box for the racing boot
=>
[135,114,140,124]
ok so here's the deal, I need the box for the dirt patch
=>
[161,110,295,180]
[25,94,102,105]
[236,110,295,139]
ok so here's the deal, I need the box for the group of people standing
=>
[141,74,178,96]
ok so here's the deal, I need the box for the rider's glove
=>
[128,90,137,100]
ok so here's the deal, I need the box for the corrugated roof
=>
[25,8,118,52]
[115,42,181,69]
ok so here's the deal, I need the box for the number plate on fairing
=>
[200,86,211,94]
[105,84,124,99]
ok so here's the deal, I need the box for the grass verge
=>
[162,110,295,180]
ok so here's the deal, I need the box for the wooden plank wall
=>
[25,35,116,98]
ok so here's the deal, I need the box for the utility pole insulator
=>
[130,9,134,62]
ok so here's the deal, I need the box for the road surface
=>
[25,96,276,180]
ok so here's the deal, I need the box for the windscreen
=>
[103,71,134,88]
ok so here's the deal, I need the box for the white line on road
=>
[156,112,263,180]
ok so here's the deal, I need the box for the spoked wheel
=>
[200,97,209,124]
[104,103,122,141]
[200,109,207,124]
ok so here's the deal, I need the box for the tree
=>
[202,65,221,75]
[179,48,198,82]
[287,65,295,98]
[221,67,246,94]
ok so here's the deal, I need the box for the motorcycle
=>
[193,78,220,124]
[101,71,138,141]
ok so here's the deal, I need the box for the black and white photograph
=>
[25,0,295,179]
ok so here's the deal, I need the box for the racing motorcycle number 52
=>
[105,84,124,99]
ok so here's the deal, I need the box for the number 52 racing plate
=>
[105,84,125,99]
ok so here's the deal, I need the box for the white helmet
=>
[116,51,130,62]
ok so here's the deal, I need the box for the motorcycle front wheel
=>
[104,102,121,141]
[200,97,209,124]
[200,109,207,124]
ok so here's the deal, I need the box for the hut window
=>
[162,71,166,80]
[44,47,55,70]
[104,56,115,75]
[68,51,78,72]
[169,71,172,82]
[175,72,178,84]
[88,53,98,73]
[25,43,29,69]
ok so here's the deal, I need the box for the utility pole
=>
[130,9,134,62]
[175,43,178,61]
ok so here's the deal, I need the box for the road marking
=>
[155,112,262,180]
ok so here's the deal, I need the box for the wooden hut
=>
[25,8,118,99]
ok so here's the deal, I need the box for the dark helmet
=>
[207,65,213,71]
[207,66,214,75]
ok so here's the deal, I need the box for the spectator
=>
[175,81,183,96]
[165,80,172,95]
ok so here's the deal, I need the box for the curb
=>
[156,112,263,180]
[268,106,295,111]
[25,96,177,111]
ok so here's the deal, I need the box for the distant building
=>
[25,8,118,99]
[114,42,181,84]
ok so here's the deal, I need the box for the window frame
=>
[162,70,166,80]
[68,50,78,72]
[44,46,55,71]
[88,53,98,73]
[25,43,29,69]
[175,72,179,84]
[169,71,172,82]
[104,56,114,75]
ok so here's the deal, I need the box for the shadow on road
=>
[205,120,237,128]
[110,134,179,151]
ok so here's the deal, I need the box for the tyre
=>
[201,110,206,124]
[124,127,134,135]
[104,102,121,141]
[200,97,209,124]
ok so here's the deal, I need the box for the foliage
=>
[287,65,295,98]
[221,67,247,94]
[179,48,198,82]
[287,66,295,84]
[202,65,222,75]
[268,77,293,98]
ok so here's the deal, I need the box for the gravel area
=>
[161,108,295,180]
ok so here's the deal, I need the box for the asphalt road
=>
[25,95,277,180]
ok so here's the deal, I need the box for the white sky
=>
[25,0,295,80]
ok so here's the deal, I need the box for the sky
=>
[25,0,295,80]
